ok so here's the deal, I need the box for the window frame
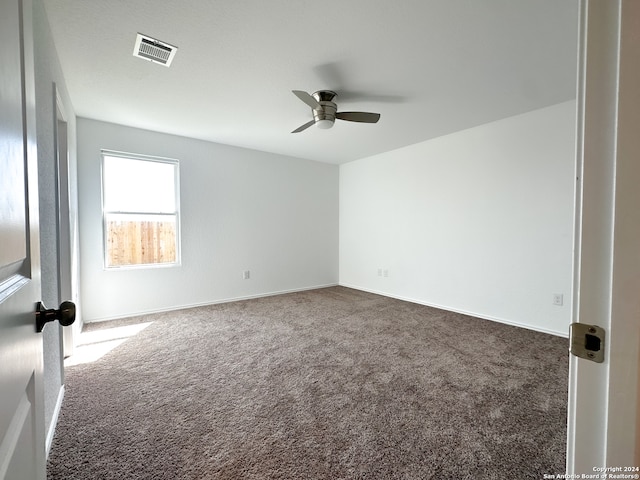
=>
[101,149,181,270]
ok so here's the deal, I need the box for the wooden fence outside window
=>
[106,219,177,267]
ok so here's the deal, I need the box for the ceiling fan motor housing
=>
[312,91,337,128]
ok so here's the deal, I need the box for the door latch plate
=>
[569,323,605,363]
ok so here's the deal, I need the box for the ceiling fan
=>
[291,90,381,133]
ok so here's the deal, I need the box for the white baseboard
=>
[339,283,568,338]
[85,283,339,323]
[46,385,65,459]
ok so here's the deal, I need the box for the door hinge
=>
[569,323,605,363]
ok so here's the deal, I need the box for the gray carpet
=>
[47,286,568,479]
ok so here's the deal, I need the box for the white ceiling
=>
[42,0,579,164]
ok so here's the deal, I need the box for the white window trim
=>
[100,149,181,270]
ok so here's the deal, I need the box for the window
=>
[102,151,180,268]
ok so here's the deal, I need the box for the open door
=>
[567,0,640,472]
[0,0,46,478]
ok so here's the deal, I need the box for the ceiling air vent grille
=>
[133,33,177,67]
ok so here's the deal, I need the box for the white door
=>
[0,0,46,478]
[567,0,640,473]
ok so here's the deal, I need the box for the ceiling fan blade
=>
[336,111,381,123]
[292,90,322,110]
[291,119,316,133]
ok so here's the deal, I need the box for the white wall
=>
[339,101,576,336]
[78,118,338,321]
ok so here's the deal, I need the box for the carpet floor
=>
[47,286,569,479]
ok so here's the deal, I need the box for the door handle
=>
[36,301,76,332]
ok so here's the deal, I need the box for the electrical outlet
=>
[243,270,250,280]
[377,268,383,277]
[553,293,563,306]
[383,269,389,278]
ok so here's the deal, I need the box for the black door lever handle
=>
[36,301,76,332]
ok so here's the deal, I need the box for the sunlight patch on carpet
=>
[65,322,154,366]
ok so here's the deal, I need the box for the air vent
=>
[133,33,177,67]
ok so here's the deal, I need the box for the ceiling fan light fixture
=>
[316,119,334,129]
